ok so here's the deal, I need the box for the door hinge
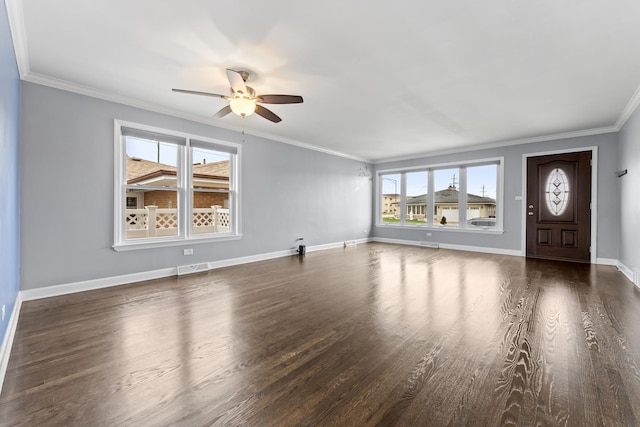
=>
[590,159,593,166]
[589,246,591,253]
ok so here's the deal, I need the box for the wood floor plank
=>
[1,243,639,426]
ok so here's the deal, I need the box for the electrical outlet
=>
[183,248,194,255]
[426,232,432,236]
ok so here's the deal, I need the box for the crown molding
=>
[5,0,29,78]
[16,68,629,167]
[22,72,371,164]
[615,83,640,130]
[6,0,637,166]
[372,126,618,164]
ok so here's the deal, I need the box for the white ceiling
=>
[7,0,640,162]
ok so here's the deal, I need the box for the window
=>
[377,158,503,232]
[114,121,240,250]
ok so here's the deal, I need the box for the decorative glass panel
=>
[545,168,569,216]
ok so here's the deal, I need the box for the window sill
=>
[376,224,504,235]
[113,233,242,251]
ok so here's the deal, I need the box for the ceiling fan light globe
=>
[230,97,256,117]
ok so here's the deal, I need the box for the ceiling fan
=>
[172,69,303,123]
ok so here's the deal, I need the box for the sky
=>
[382,164,497,198]
[126,137,229,166]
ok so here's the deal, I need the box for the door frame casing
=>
[521,146,598,263]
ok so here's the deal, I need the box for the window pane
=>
[434,168,460,226]
[380,174,400,223]
[406,171,428,224]
[191,146,232,235]
[125,189,178,239]
[191,147,231,191]
[466,164,498,228]
[126,136,179,188]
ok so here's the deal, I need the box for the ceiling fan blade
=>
[172,88,227,98]
[226,69,247,94]
[255,105,282,123]
[213,105,232,118]
[257,95,304,104]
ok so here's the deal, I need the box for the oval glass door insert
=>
[545,168,569,216]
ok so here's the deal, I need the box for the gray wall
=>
[0,1,20,340]
[618,106,640,276]
[372,133,620,260]
[20,82,372,290]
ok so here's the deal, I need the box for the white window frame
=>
[113,120,242,251]
[376,157,504,234]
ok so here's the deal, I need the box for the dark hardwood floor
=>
[1,243,639,426]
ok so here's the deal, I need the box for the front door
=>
[526,151,592,262]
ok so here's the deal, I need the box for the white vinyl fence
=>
[125,205,230,238]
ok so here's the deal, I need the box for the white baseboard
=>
[371,237,522,257]
[0,293,22,394]
[438,242,522,257]
[207,248,296,270]
[616,261,639,289]
[2,240,369,394]
[20,239,372,301]
[308,238,370,252]
[5,241,637,394]
[20,267,177,301]
[19,239,636,302]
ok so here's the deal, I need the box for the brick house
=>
[126,156,230,209]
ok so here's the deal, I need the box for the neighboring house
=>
[392,185,496,224]
[381,193,400,217]
[126,156,230,209]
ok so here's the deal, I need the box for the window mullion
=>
[459,167,468,228]
[427,170,434,224]
[497,161,504,230]
[182,141,192,239]
[400,173,407,224]
[117,134,127,244]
